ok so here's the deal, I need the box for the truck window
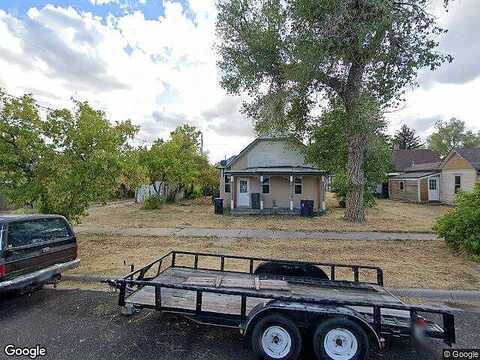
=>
[7,219,71,248]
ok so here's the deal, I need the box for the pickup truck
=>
[0,214,79,293]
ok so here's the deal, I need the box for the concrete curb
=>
[387,288,480,302]
[63,274,480,302]
[75,226,439,241]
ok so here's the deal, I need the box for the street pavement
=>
[1,288,479,360]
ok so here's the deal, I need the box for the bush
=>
[434,182,480,258]
[330,172,376,208]
[142,195,166,210]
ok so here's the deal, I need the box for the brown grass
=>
[69,235,480,290]
[79,194,449,233]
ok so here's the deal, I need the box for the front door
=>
[238,178,250,207]
[428,177,440,201]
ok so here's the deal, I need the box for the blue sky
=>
[0,0,478,162]
[0,0,193,21]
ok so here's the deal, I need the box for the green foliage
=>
[392,125,423,150]
[142,195,166,210]
[0,91,140,222]
[427,118,480,157]
[305,97,392,207]
[331,171,378,209]
[216,0,452,221]
[140,125,218,202]
[434,183,480,258]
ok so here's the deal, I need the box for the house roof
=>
[404,161,442,172]
[225,166,327,176]
[392,149,441,172]
[390,171,440,180]
[454,148,480,171]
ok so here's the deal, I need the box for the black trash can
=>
[300,200,314,217]
[214,198,224,214]
[251,193,261,209]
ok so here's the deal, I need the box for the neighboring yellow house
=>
[440,148,480,205]
[388,147,480,205]
[218,138,328,215]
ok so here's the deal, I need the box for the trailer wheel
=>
[313,318,369,360]
[251,313,302,360]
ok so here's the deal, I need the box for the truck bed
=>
[125,267,403,315]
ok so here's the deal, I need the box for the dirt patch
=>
[69,235,480,290]
[79,194,449,233]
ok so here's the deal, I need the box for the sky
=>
[0,0,479,163]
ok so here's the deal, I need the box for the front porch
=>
[222,167,328,215]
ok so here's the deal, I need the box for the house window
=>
[399,181,404,191]
[454,175,461,193]
[294,176,302,195]
[262,177,270,194]
[224,175,231,193]
[429,179,437,190]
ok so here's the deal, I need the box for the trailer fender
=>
[242,301,384,350]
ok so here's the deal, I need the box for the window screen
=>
[262,177,270,194]
[224,175,231,193]
[454,176,461,193]
[294,177,302,195]
[7,218,71,248]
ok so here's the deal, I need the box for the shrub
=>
[330,172,376,208]
[142,195,166,210]
[434,182,480,257]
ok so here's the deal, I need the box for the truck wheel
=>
[251,313,302,360]
[313,318,369,360]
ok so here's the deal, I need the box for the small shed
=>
[389,171,440,203]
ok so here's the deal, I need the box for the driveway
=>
[75,226,438,241]
[1,288,479,360]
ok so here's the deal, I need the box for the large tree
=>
[305,96,392,207]
[0,91,141,222]
[140,125,214,201]
[392,124,423,150]
[427,118,480,157]
[216,0,452,222]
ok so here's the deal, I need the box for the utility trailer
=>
[110,251,455,360]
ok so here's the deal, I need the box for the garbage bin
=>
[214,198,224,214]
[300,200,314,217]
[251,193,261,209]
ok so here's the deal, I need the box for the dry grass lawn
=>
[79,194,449,233]
[69,235,480,290]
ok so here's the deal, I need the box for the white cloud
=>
[0,1,253,163]
[1,0,477,164]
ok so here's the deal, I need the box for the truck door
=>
[3,218,77,280]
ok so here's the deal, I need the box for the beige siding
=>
[440,153,477,205]
[218,175,321,210]
[440,169,477,204]
[218,170,232,208]
[230,140,308,170]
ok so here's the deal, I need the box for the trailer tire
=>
[313,318,369,360]
[251,313,302,360]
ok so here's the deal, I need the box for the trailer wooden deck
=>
[125,267,404,315]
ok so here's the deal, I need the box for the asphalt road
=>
[1,288,479,360]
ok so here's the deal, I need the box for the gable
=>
[230,139,308,170]
[443,153,475,171]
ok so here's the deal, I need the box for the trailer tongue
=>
[110,251,455,360]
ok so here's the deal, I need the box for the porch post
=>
[260,175,264,210]
[289,175,294,210]
[321,176,326,211]
[231,175,235,210]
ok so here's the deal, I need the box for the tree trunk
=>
[343,61,367,223]
[344,132,368,222]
